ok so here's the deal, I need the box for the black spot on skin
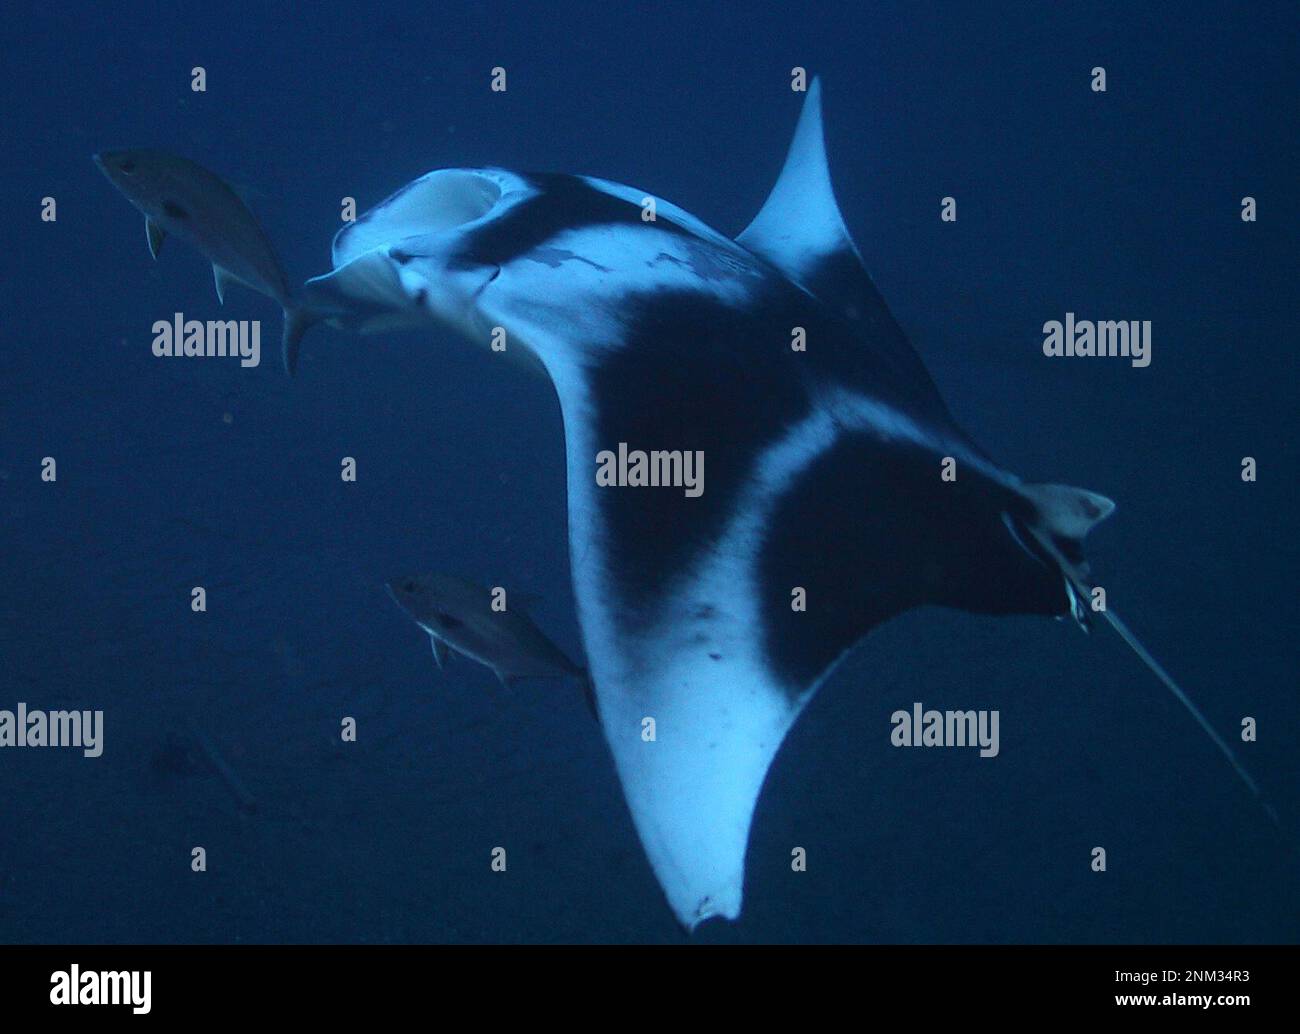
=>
[526,246,612,273]
[162,201,188,220]
[413,288,427,306]
[694,604,715,619]
[452,173,698,270]
[436,613,463,631]
[709,653,722,661]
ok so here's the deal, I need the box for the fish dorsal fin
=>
[212,264,238,304]
[429,634,448,670]
[738,78,868,313]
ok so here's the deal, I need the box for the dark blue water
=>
[2,1,1296,942]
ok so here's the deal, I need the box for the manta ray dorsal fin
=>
[739,78,942,404]
[738,78,864,299]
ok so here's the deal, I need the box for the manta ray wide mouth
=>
[331,170,507,267]
[399,170,503,229]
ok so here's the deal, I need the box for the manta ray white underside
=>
[300,81,1133,929]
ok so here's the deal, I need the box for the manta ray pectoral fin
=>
[588,638,807,931]
[586,424,1131,929]
[1020,482,1116,543]
[1005,480,1115,630]
[1016,481,1117,618]
[145,217,165,259]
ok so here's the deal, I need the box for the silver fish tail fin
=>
[281,304,322,376]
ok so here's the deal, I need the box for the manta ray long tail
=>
[1096,605,1280,829]
[1022,509,1281,833]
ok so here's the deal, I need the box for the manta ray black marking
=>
[302,80,1275,929]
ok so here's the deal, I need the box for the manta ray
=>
[301,80,1271,929]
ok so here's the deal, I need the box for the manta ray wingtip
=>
[662,883,744,934]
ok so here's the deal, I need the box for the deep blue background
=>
[2,1,1296,942]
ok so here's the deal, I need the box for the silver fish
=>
[387,574,593,714]
[93,148,317,373]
